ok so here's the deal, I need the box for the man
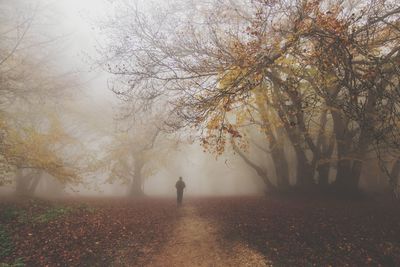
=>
[175,176,186,205]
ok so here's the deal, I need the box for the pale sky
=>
[48,0,112,98]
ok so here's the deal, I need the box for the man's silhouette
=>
[175,176,186,205]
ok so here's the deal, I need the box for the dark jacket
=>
[175,180,186,192]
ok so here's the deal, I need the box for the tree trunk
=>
[330,109,359,192]
[312,110,334,188]
[232,141,276,191]
[254,87,290,190]
[28,175,41,195]
[336,89,376,193]
[271,146,290,189]
[317,163,330,188]
[350,159,364,188]
[277,122,314,188]
[15,169,42,196]
[128,158,145,196]
[316,139,335,188]
[389,158,400,196]
[347,122,372,192]
[292,142,314,188]
[296,161,314,188]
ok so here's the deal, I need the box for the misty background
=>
[0,0,398,198]
[0,0,264,197]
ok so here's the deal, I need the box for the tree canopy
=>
[99,0,400,194]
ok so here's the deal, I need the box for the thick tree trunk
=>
[271,146,290,189]
[128,159,145,196]
[334,159,352,186]
[277,122,314,188]
[333,131,368,193]
[292,143,314,188]
[254,87,290,190]
[347,121,372,191]
[330,109,360,192]
[268,74,315,189]
[336,89,376,193]
[296,162,314,188]
[15,169,42,196]
[389,159,400,196]
[350,160,364,188]
[28,175,41,195]
[313,110,334,188]
[277,102,315,188]
[317,163,330,187]
[316,144,335,188]
[334,160,362,193]
[16,176,29,196]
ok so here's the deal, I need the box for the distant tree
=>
[0,3,88,196]
[100,110,180,196]
[103,127,160,196]
[0,113,84,196]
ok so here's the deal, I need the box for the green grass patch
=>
[1,205,33,225]
[0,258,25,267]
[1,202,96,226]
[34,206,73,223]
[76,203,96,213]
[1,207,19,223]
[1,208,29,224]
[0,225,13,258]
[33,204,97,224]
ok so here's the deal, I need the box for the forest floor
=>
[0,195,400,266]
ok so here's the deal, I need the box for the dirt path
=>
[147,205,270,267]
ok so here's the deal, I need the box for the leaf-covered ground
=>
[194,196,400,266]
[148,205,268,267]
[0,197,179,266]
[1,196,400,266]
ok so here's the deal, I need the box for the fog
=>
[2,2,400,266]
[0,0,399,199]
[0,0,268,198]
